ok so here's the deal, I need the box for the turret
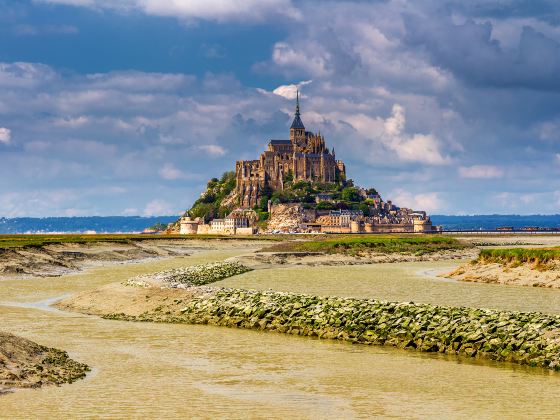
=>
[290,90,306,147]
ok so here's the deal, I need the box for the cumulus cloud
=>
[271,80,312,99]
[380,104,452,165]
[35,0,301,23]
[459,165,504,178]
[404,13,560,91]
[0,62,57,89]
[0,127,11,145]
[390,188,444,213]
[197,144,226,157]
[3,0,560,215]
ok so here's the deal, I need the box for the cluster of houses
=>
[179,209,258,236]
[178,200,438,236]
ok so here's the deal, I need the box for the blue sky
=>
[0,0,559,216]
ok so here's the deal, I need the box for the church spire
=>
[290,89,305,130]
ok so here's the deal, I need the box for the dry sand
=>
[55,281,194,318]
[0,239,268,278]
[444,261,560,288]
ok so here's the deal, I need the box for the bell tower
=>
[290,90,306,147]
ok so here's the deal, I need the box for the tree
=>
[316,201,335,210]
[341,187,361,202]
[283,170,294,184]
[259,196,269,212]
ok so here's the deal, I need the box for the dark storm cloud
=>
[404,13,560,91]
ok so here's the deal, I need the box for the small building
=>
[315,193,334,203]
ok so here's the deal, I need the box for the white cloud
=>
[0,127,11,144]
[35,0,301,23]
[270,42,330,77]
[380,104,452,165]
[390,188,444,212]
[0,62,57,89]
[51,116,90,128]
[197,144,226,157]
[143,199,175,216]
[159,162,184,180]
[459,165,504,179]
[556,153,560,163]
[272,80,312,99]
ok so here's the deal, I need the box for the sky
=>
[0,0,559,216]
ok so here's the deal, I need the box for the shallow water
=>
[218,261,560,314]
[1,247,560,418]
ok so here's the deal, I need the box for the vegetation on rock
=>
[106,287,560,371]
[187,171,237,221]
[0,331,89,393]
[125,262,252,288]
[264,235,466,255]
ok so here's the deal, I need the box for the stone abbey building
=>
[236,93,346,207]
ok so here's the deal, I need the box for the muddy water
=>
[219,261,560,314]
[1,249,560,418]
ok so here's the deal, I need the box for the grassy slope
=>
[478,247,560,265]
[263,234,466,255]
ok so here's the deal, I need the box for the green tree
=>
[283,170,294,184]
[316,201,335,210]
[341,187,361,202]
[259,196,269,211]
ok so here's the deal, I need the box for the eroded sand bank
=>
[445,260,560,288]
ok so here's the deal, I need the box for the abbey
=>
[235,93,346,208]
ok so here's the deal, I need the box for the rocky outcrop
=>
[0,332,89,394]
[266,203,309,232]
[103,287,560,371]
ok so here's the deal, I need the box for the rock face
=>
[104,287,560,371]
[266,203,312,232]
[0,332,89,394]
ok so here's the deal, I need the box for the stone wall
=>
[107,288,560,371]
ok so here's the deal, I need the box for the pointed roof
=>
[290,90,305,129]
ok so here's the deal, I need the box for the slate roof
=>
[290,113,305,129]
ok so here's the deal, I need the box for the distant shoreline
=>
[2,214,559,234]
